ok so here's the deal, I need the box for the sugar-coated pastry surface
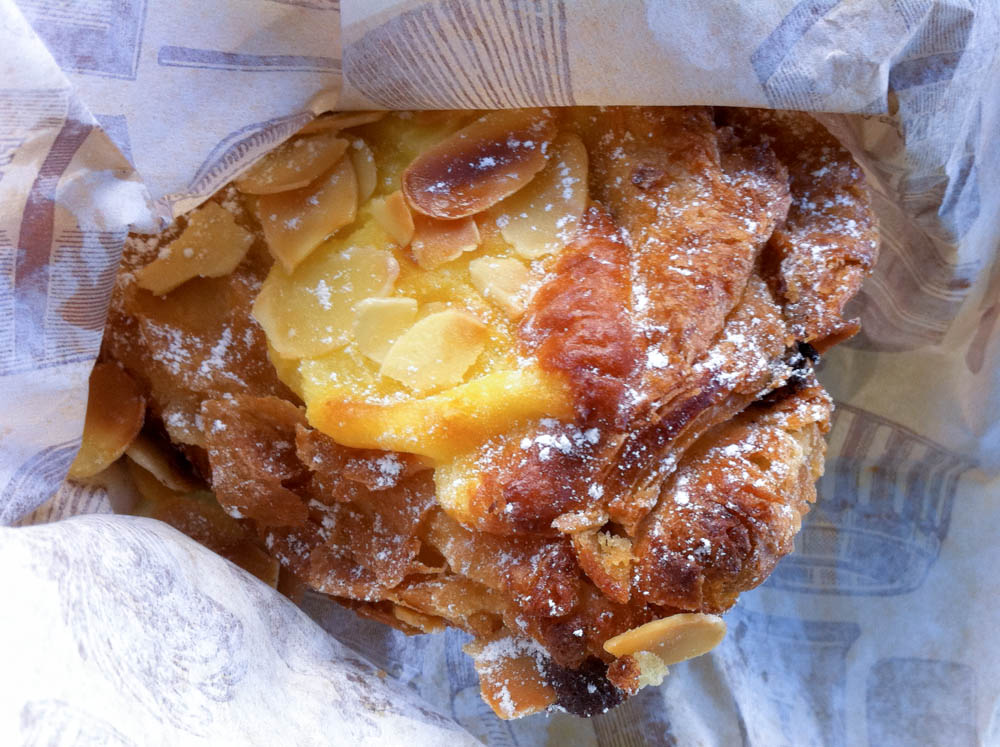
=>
[85,106,878,719]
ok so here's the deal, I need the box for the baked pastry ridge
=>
[81,106,877,718]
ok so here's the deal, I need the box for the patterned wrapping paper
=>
[2,0,999,744]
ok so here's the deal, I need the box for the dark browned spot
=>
[544,656,626,717]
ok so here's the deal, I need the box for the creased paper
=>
[2,0,999,744]
[0,515,478,746]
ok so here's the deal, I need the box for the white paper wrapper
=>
[0,514,479,745]
[2,1,999,744]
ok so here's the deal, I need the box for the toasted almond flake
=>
[604,613,726,665]
[127,459,186,509]
[402,109,556,219]
[258,156,358,273]
[370,190,415,247]
[353,296,418,363]
[468,637,557,720]
[497,131,588,259]
[124,433,200,492]
[136,202,253,296]
[350,139,378,202]
[410,213,480,269]
[235,132,350,194]
[468,255,532,318]
[297,110,386,135]
[68,363,145,479]
[379,309,487,393]
[393,605,447,633]
[253,244,399,358]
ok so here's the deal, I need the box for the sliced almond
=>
[379,309,487,393]
[391,576,504,636]
[468,255,531,318]
[253,244,399,358]
[497,132,588,259]
[127,458,181,508]
[136,202,253,296]
[370,190,415,247]
[410,213,480,269]
[258,156,358,273]
[393,605,446,634]
[402,109,556,219]
[349,140,378,203]
[604,613,726,665]
[353,297,418,363]
[235,132,350,195]
[468,637,556,719]
[124,433,200,493]
[297,111,386,135]
[69,363,145,479]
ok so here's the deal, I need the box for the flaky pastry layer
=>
[88,106,877,719]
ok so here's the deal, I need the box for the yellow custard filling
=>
[247,110,587,473]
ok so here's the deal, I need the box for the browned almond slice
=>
[497,132,588,259]
[297,111,386,135]
[68,363,145,479]
[258,156,358,273]
[468,637,557,719]
[410,213,480,269]
[349,139,377,203]
[604,613,726,665]
[402,109,556,219]
[124,433,200,492]
[379,309,487,393]
[393,605,447,634]
[253,244,399,358]
[370,190,415,246]
[235,132,350,194]
[353,297,418,363]
[468,255,532,318]
[135,202,253,296]
[128,458,183,507]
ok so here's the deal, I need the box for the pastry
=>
[73,106,878,718]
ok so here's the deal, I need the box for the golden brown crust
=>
[633,378,831,612]
[520,205,641,426]
[460,110,799,540]
[97,106,878,720]
[584,106,790,398]
[719,109,879,350]
[201,394,440,601]
[104,212,295,449]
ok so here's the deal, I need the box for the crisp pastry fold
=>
[92,106,878,718]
